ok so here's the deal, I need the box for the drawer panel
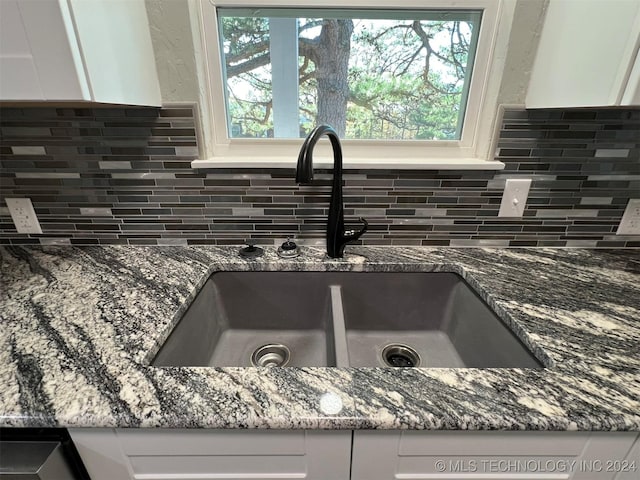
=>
[398,431,589,456]
[118,429,307,456]
[397,455,577,478]
[130,454,306,478]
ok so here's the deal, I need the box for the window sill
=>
[191,157,505,170]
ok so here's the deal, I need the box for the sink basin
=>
[152,272,542,369]
[153,272,338,367]
[335,273,542,368]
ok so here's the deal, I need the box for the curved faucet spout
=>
[296,125,368,258]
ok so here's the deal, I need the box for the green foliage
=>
[221,17,269,58]
[219,13,476,140]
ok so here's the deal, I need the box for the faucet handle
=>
[344,217,368,241]
[239,240,264,258]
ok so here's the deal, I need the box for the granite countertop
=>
[0,246,638,430]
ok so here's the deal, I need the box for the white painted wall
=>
[498,0,548,104]
[145,0,200,103]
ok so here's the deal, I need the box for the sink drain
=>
[251,344,291,367]
[382,344,421,367]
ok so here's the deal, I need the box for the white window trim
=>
[190,0,512,170]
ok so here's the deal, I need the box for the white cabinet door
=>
[67,0,161,106]
[0,0,87,101]
[618,434,640,480]
[0,0,40,99]
[622,47,640,105]
[69,428,351,480]
[351,431,639,480]
[526,0,640,108]
[0,0,160,105]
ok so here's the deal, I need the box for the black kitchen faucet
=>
[296,125,368,258]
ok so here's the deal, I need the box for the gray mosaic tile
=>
[10,146,47,155]
[98,161,132,170]
[39,238,72,246]
[15,172,80,178]
[157,238,189,246]
[580,197,613,205]
[79,208,113,216]
[1,105,638,247]
[565,240,599,247]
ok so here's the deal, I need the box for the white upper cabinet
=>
[526,0,640,108]
[0,0,161,106]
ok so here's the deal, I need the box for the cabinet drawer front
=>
[117,429,307,456]
[130,454,306,479]
[398,431,589,456]
[397,454,577,478]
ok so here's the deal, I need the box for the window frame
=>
[192,0,510,170]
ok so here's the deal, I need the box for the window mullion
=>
[455,13,481,140]
[269,18,299,138]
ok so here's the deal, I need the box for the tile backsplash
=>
[0,105,638,247]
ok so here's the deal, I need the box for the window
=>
[219,8,481,141]
[194,1,510,169]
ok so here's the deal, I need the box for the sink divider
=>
[329,286,350,367]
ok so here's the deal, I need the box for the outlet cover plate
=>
[498,179,532,217]
[6,198,42,234]
[616,199,640,235]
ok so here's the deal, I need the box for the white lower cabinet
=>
[350,431,640,480]
[69,429,639,480]
[68,428,352,480]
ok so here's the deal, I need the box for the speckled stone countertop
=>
[0,246,638,430]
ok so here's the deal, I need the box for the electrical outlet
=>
[616,199,640,235]
[5,198,42,234]
[498,179,532,217]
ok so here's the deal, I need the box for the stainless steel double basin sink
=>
[152,272,542,369]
